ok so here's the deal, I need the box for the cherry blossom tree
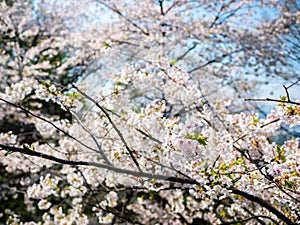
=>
[85,0,300,105]
[0,0,299,224]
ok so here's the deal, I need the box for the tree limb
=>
[0,143,196,184]
[72,84,143,172]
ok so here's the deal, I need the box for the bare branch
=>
[158,0,164,16]
[72,84,143,172]
[246,78,300,105]
[71,111,113,166]
[229,187,295,225]
[135,128,163,145]
[164,1,179,15]
[95,0,150,36]
[175,44,198,62]
[0,143,196,184]
[284,78,300,90]
[188,49,241,73]
[244,98,300,105]
[0,98,101,154]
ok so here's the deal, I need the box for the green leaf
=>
[139,114,146,118]
[280,95,287,101]
[252,114,259,123]
[284,180,296,189]
[196,134,208,146]
[131,106,141,113]
[219,163,228,171]
[234,158,244,165]
[186,132,208,146]
[276,145,284,154]
[103,41,111,47]
[29,144,35,151]
[114,84,119,94]
[169,59,177,65]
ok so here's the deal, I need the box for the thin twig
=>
[285,78,300,89]
[244,98,300,105]
[135,128,163,145]
[95,0,149,36]
[71,111,112,166]
[260,118,280,128]
[246,78,300,105]
[284,85,291,102]
[175,44,197,61]
[0,98,100,153]
[72,84,142,172]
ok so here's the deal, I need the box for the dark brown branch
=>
[135,128,163,145]
[0,143,196,184]
[164,1,179,15]
[0,143,295,224]
[158,0,164,16]
[175,44,198,61]
[229,187,295,225]
[72,84,142,172]
[284,85,291,102]
[244,98,300,106]
[188,49,241,73]
[71,112,112,166]
[285,78,300,89]
[246,78,300,106]
[95,0,149,36]
[0,98,101,154]
[283,78,300,102]
[260,118,280,128]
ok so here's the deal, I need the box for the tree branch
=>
[0,98,101,154]
[95,0,150,36]
[175,44,198,62]
[72,84,143,172]
[70,111,112,166]
[188,49,241,73]
[229,187,295,225]
[158,0,164,16]
[245,78,300,106]
[0,143,295,224]
[0,143,196,184]
[244,98,300,106]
